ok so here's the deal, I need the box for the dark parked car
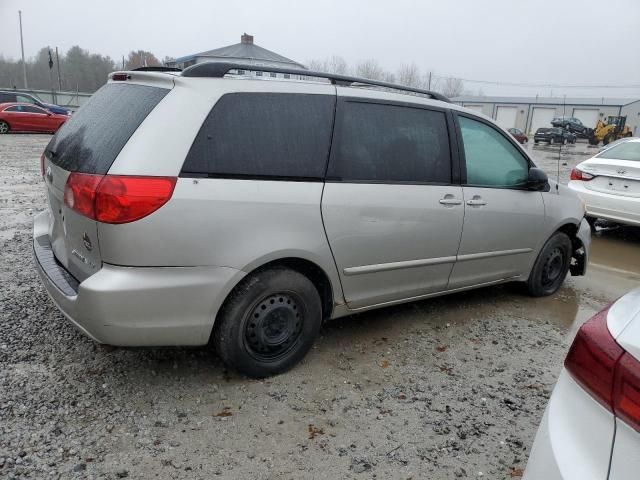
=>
[534,127,576,145]
[508,127,528,144]
[550,116,587,136]
[0,91,71,116]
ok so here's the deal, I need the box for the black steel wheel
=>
[244,293,305,362]
[526,232,572,297]
[213,267,322,378]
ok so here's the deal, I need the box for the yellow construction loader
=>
[588,116,633,145]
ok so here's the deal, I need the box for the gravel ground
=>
[1,134,639,479]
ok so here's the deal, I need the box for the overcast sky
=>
[1,0,639,97]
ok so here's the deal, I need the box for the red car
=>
[0,102,68,134]
[508,127,528,144]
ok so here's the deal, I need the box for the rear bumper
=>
[523,370,614,480]
[33,211,245,346]
[569,181,640,226]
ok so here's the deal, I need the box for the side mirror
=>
[527,167,549,191]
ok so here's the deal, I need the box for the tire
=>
[212,267,322,378]
[588,136,599,146]
[534,140,539,145]
[603,134,612,145]
[526,232,572,297]
[0,121,9,134]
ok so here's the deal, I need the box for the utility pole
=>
[55,46,62,91]
[18,10,28,88]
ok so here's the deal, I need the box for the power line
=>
[430,73,640,89]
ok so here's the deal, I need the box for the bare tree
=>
[439,77,464,98]
[396,63,426,88]
[307,55,349,74]
[125,50,161,70]
[355,59,386,80]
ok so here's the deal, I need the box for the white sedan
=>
[524,288,640,479]
[569,138,640,227]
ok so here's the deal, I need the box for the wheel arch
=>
[211,255,338,343]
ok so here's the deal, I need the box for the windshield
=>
[597,141,640,161]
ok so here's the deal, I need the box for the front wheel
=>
[526,232,572,297]
[0,121,9,134]
[212,267,322,378]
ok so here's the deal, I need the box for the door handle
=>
[466,198,487,206]
[439,197,462,206]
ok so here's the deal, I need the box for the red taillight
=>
[95,175,177,223]
[614,353,640,432]
[565,305,640,433]
[64,173,103,219]
[570,167,594,181]
[565,306,623,411]
[112,73,130,81]
[64,173,176,224]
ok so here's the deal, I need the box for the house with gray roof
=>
[167,33,306,78]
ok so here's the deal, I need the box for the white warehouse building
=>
[452,95,640,136]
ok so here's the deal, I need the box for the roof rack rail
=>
[181,62,450,103]
[133,66,182,72]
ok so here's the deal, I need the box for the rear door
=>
[21,105,49,131]
[43,82,170,281]
[322,95,464,308]
[448,113,545,289]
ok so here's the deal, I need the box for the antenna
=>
[557,95,567,192]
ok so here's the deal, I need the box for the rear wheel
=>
[526,232,572,297]
[213,267,322,378]
[603,134,613,145]
[0,121,9,134]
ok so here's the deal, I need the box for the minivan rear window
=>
[46,83,169,174]
[181,93,335,180]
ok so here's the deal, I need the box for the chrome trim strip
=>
[343,248,532,276]
[343,255,456,276]
[456,248,532,262]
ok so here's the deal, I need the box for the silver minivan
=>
[33,63,591,377]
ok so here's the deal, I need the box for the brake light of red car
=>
[64,173,177,224]
[570,167,594,181]
[112,73,131,81]
[565,305,640,433]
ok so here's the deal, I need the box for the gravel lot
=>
[1,134,639,479]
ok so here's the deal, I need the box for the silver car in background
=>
[33,63,590,377]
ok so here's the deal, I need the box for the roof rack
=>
[133,66,182,72]
[181,62,450,103]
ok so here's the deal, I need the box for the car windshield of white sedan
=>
[597,142,640,161]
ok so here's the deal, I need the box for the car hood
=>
[608,288,640,362]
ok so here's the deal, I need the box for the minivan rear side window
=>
[46,83,169,174]
[181,93,335,180]
[327,101,451,183]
